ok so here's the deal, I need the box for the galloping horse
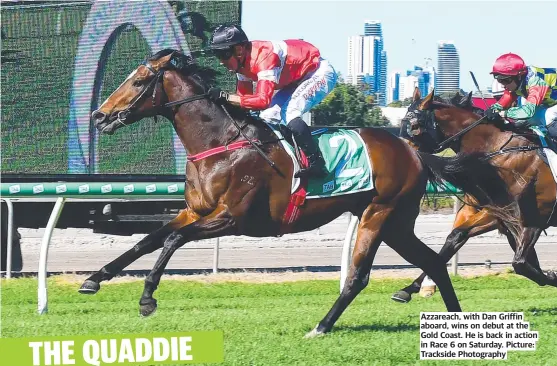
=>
[393,87,557,303]
[81,49,465,337]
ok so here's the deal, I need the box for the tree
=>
[312,83,390,127]
[388,97,413,108]
[365,107,390,127]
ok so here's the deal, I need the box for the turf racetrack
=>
[2,274,556,365]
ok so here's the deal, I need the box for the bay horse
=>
[393,87,557,303]
[81,49,467,337]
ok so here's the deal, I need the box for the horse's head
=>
[402,88,484,153]
[401,88,445,153]
[91,49,208,135]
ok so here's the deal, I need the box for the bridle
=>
[113,62,208,128]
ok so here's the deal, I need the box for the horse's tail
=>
[417,151,522,241]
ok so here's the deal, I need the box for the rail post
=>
[38,197,66,315]
[1,198,14,279]
[340,214,359,293]
[213,238,220,274]
[451,196,462,276]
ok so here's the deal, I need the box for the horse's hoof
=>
[304,325,327,339]
[391,290,412,303]
[545,271,557,286]
[139,300,157,317]
[78,280,100,295]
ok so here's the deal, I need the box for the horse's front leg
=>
[305,203,393,337]
[79,208,200,294]
[139,207,237,317]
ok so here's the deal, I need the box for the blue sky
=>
[240,0,556,92]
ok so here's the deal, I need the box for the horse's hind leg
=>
[505,224,557,286]
[305,203,393,338]
[512,227,555,286]
[384,225,462,313]
[392,208,498,303]
[79,208,200,294]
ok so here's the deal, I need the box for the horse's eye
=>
[132,80,143,87]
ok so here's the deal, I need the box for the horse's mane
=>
[433,91,486,117]
[148,48,219,88]
[147,48,257,122]
[433,92,520,135]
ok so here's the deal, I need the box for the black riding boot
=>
[287,117,327,178]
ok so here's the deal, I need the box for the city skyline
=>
[349,19,440,105]
[241,1,556,93]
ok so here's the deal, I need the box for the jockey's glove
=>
[485,106,501,121]
[207,87,230,104]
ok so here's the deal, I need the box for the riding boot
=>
[287,117,327,178]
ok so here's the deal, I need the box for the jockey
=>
[485,53,557,134]
[206,24,338,178]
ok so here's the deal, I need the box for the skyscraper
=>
[346,35,380,92]
[387,71,400,104]
[398,74,419,101]
[407,65,434,98]
[435,41,460,95]
[364,20,387,106]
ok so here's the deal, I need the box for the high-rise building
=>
[379,50,387,105]
[406,65,434,98]
[435,41,460,95]
[423,57,435,94]
[364,20,387,106]
[346,35,380,93]
[387,71,400,104]
[399,74,420,100]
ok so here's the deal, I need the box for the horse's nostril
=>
[91,110,106,123]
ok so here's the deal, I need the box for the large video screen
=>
[1,0,241,176]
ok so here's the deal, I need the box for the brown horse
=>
[393,87,557,303]
[81,49,465,337]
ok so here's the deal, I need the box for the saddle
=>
[254,115,346,169]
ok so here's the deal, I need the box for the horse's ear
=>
[466,91,473,105]
[412,87,421,102]
[169,52,195,70]
[419,89,434,110]
[153,53,175,70]
[450,92,461,106]
[156,51,195,70]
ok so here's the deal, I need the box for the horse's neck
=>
[164,76,241,156]
[172,103,242,155]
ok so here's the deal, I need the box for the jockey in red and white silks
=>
[207,24,338,178]
[233,39,338,125]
